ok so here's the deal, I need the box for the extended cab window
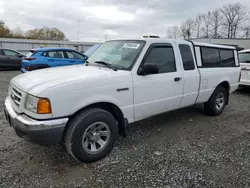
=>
[201,47,220,67]
[143,46,176,74]
[179,44,195,70]
[219,49,235,67]
[201,47,236,67]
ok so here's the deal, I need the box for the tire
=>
[204,86,228,116]
[65,108,119,163]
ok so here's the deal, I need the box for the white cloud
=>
[81,6,135,21]
[19,11,26,15]
[136,8,155,15]
[0,0,4,14]
[0,0,250,42]
[105,29,118,35]
[0,7,4,14]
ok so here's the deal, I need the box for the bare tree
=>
[26,27,67,40]
[201,12,211,38]
[211,9,222,38]
[179,19,194,40]
[167,26,174,38]
[179,24,187,39]
[220,3,247,38]
[167,25,179,39]
[0,21,10,37]
[11,27,24,38]
[243,26,250,38]
[195,14,202,38]
[172,25,179,39]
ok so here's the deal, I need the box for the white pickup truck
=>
[4,37,240,162]
[238,49,250,86]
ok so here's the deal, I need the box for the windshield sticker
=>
[123,43,140,49]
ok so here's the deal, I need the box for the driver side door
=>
[133,43,184,121]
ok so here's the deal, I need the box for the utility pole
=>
[76,20,80,51]
[105,34,108,41]
[77,20,80,42]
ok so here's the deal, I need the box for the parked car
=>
[83,44,101,57]
[21,48,88,72]
[4,37,240,163]
[0,49,25,70]
[238,49,250,86]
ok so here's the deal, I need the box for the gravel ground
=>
[0,71,250,188]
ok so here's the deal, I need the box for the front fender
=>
[71,94,121,115]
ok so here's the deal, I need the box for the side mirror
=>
[138,64,159,75]
[18,54,24,58]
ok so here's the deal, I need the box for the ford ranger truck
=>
[4,37,241,162]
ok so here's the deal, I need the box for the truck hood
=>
[11,65,132,95]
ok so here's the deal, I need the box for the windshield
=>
[87,40,145,70]
[239,53,250,63]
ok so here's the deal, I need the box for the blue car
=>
[21,48,88,72]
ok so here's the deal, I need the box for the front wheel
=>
[204,86,228,116]
[65,108,119,163]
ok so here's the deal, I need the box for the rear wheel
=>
[65,108,119,163]
[204,86,228,116]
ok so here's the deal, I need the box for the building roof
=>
[31,47,74,51]
[0,37,99,45]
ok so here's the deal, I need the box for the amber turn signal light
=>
[37,98,52,114]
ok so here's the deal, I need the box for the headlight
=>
[25,94,52,114]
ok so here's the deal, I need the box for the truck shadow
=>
[25,105,205,167]
[127,104,205,133]
[21,90,246,167]
[236,86,250,96]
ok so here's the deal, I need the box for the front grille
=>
[10,86,22,107]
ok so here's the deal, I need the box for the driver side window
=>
[143,46,176,74]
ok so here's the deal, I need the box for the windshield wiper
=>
[94,61,117,71]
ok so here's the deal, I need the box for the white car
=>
[238,49,250,86]
[4,37,241,162]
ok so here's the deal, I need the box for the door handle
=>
[174,77,182,82]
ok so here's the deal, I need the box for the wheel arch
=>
[209,81,230,105]
[218,81,230,104]
[65,102,127,138]
[218,81,230,93]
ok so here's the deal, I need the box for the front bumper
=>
[4,97,69,145]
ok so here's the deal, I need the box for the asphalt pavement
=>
[0,71,250,188]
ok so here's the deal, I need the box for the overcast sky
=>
[0,0,249,42]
